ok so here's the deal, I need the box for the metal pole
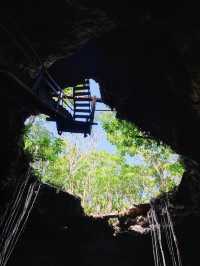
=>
[63,95,103,103]
[95,109,113,112]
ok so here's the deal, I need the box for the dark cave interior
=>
[1,1,200,266]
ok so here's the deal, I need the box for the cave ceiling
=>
[1,1,200,161]
[1,2,200,266]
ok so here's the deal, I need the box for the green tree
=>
[24,117,66,184]
[100,112,184,194]
[24,114,184,215]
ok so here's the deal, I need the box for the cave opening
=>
[23,79,184,216]
[1,3,200,266]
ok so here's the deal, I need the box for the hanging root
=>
[148,199,182,266]
[0,168,40,266]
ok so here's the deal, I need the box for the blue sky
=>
[42,79,145,165]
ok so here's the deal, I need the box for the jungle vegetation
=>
[24,113,184,214]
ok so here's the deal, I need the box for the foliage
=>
[24,118,66,182]
[100,112,184,194]
[24,114,184,215]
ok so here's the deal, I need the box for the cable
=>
[0,22,34,65]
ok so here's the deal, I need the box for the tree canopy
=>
[24,114,184,214]
[100,112,184,193]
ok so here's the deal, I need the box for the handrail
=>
[64,95,103,103]
[44,69,63,94]
[0,69,66,119]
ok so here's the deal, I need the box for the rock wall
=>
[1,2,200,266]
[5,183,200,266]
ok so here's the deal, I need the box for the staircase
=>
[32,71,96,136]
[73,81,92,123]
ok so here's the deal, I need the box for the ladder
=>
[73,80,91,123]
